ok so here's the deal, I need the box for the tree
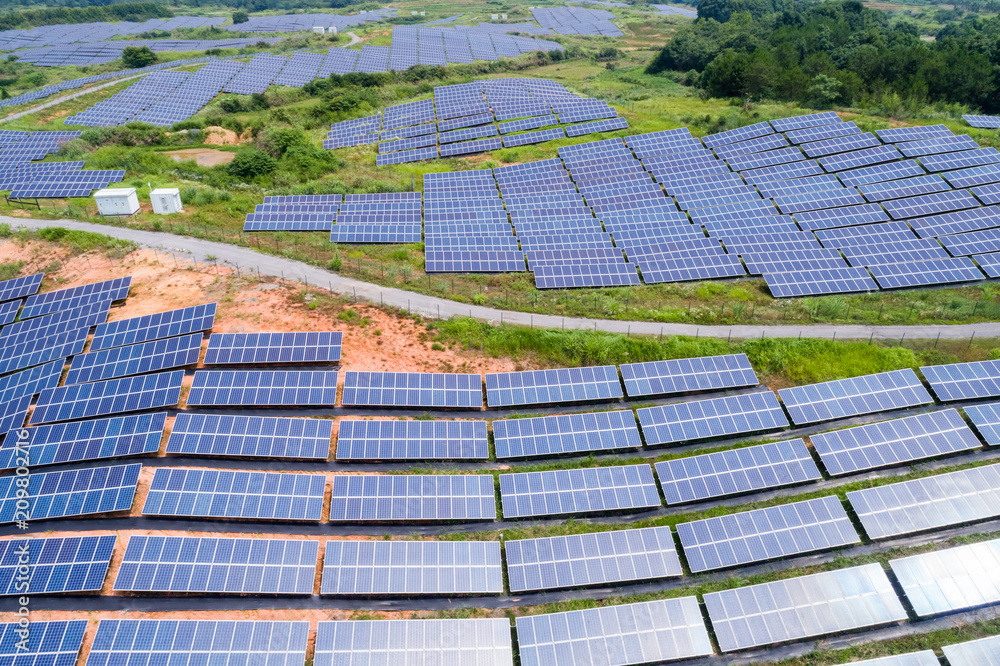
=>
[121,46,156,68]
[232,10,249,24]
[227,148,276,180]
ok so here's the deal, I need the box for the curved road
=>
[9,216,1000,339]
[345,31,363,46]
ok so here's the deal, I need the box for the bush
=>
[226,148,276,180]
[232,9,249,24]
[219,96,245,113]
[121,45,156,68]
[80,123,166,147]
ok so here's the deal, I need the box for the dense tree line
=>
[0,2,170,29]
[647,0,1000,112]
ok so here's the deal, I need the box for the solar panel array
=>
[0,536,115,595]
[704,564,907,652]
[315,619,512,666]
[342,371,482,408]
[516,598,713,666]
[778,368,932,424]
[921,359,1000,401]
[329,474,496,521]
[0,620,86,666]
[144,468,326,521]
[336,419,488,460]
[637,391,789,446]
[493,410,641,458]
[187,369,338,406]
[88,620,308,666]
[810,408,981,475]
[114,536,318,594]
[676,496,860,572]
[506,526,681,592]
[620,352,757,396]
[204,331,342,364]
[31,370,184,424]
[321,540,503,595]
[485,365,622,406]
[166,413,333,459]
[499,465,661,518]
[0,463,140,523]
[847,463,1000,539]
[943,635,1000,665]
[890,538,1000,617]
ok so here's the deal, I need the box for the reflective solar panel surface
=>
[921,359,1000,401]
[0,411,164,469]
[204,331,342,364]
[506,526,681,593]
[342,371,482,408]
[166,413,331,459]
[321,540,502,595]
[0,536,115,595]
[637,391,789,446]
[90,303,216,350]
[704,564,907,652]
[0,620,85,666]
[114,536,318,594]
[329,474,496,521]
[144,468,326,521]
[890,539,1000,617]
[516,598,714,666]
[0,463,139,523]
[21,276,130,319]
[32,370,183,424]
[677,496,860,572]
[777,369,932,425]
[493,410,641,459]
[655,438,820,504]
[336,419,487,460]
[315,619,512,666]
[65,332,201,385]
[485,365,621,406]
[964,402,1000,445]
[620,353,757,397]
[187,369,338,406]
[943,635,1000,666]
[499,465,661,518]
[811,409,981,476]
[88,620,308,666]
[847,464,1000,539]
[0,272,42,302]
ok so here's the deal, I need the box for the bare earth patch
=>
[165,147,236,167]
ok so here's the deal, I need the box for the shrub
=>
[232,9,249,24]
[121,45,156,68]
[226,148,276,180]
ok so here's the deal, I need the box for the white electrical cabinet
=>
[151,188,183,215]
[94,188,140,216]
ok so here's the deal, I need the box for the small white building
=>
[312,26,325,34]
[94,187,140,217]
[491,14,499,19]
[150,188,183,215]
[501,13,507,19]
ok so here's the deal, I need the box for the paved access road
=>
[9,216,1000,340]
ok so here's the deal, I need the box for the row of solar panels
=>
[7,561,1000,661]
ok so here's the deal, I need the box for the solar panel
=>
[493,410,641,459]
[881,189,980,219]
[859,175,951,202]
[65,332,201,385]
[0,412,164,470]
[655,438,821,504]
[619,353,757,397]
[0,272,42,302]
[838,160,927,187]
[770,112,842,132]
[114,536,318,594]
[485,366,621,406]
[976,252,1000,277]
[921,359,1000,401]
[942,635,1000,665]
[877,124,953,143]
[942,163,1000,189]
[144,468,325,521]
[848,463,1000,539]
[637,392,789,446]
[0,536,115,594]
[800,132,881,158]
[0,463,139,523]
[0,359,62,431]
[21,276,130,319]
[890,539,1000,617]
[819,144,903,172]
[921,147,1000,172]
[506,526,680,592]
[868,257,985,289]
[677,496,859,572]
[204,331,341,364]
[739,160,823,184]
[321,540,502,595]
[812,408,980,476]
[0,620,85,666]
[90,619,309,666]
[815,222,919,247]
[335,419,488,460]
[91,303,216,350]
[704,564,907,652]
[166,413,332,459]
[315,619,512,666]
[939,227,1000,255]
[0,325,89,377]
[328,473,495,522]
[703,121,774,148]
[499,465,661,518]
[516,598,713,666]
[964,402,1000,444]
[32,370,183,425]
[794,203,890,230]
[187,369,338,406]
[778,369,932,425]
[897,134,980,158]
[342,371,482,408]
[785,121,861,145]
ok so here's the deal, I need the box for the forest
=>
[647,0,1000,113]
[0,2,169,30]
